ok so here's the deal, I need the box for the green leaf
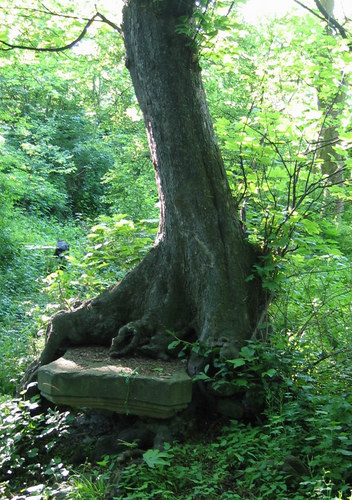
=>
[168,340,181,350]
[301,219,321,236]
[143,449,171,468]
[27,448,39,458]
[227,358,246,368]
[240,346,256,360]
[261,368,277,378]
[193,372,211,382]
[337,449,352,456]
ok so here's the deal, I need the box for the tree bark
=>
[24,0,265,385]
[316,0,346,215]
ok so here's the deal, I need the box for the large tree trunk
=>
[25,0,265,384]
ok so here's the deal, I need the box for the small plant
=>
[72,472,110,500]
[143,446,172,468]
[123,368,139,415]
[0,394,73,498]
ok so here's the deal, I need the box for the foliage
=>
[0,395,73,498]
[206,11,352,272]
[2,342,352,499]
[0,53,116,218]
[1,212,157,394]
[41,215,158,315]
[98,336,352,500]
[0,0,352,499]
[0,13,156,224]
[0,214,86,395]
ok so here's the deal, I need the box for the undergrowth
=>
[1,336,352,499]
[1,211,352,499]
[0,214,86,395]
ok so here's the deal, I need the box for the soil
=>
[62,346,188,379]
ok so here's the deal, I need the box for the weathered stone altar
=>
[37,347,192,419]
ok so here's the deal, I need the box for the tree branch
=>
[294,0,352,50]
[0,11,121,52]
[311,347,352,368]
[96,11,122,33]
[314,0,349,40]
[293,0,326,23]
[226,1,236,17]
[0,5,93,22]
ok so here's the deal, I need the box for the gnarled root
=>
[20,247,192,389]
[20,237,265,396]
[110,318,172,359]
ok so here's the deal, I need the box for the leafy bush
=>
[41,215,158,310]
[0,395,73,498]
[111,347,352,499]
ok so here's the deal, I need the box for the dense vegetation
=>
[1,0,352,498]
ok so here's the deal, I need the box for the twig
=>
[0,5,93,22]
[314,0,350,41]
[294,0,352,50]
[57,280,72,311]
[293,0,326,23]
[311,348,352,368]
[226,1,236,17]
[0,11,121,52]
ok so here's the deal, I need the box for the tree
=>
[316,0,347,215]
[291,0,352,217]
[7,0,265,387]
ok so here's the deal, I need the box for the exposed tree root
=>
[20,233,265,396]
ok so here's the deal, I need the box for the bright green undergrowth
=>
[0,212,157,396]
[0,212,87,395]
[1,206,352,500]
[2,341,352,499]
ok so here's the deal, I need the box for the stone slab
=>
[37,347,192,419]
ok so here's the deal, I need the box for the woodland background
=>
[1,0,352,498]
